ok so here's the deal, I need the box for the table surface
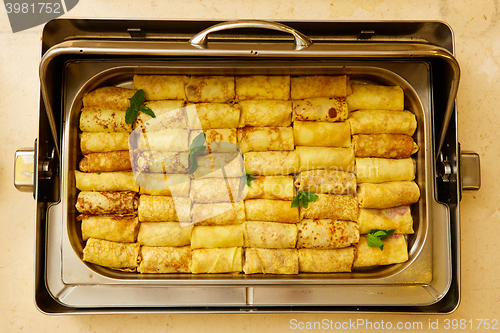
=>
[1,0,498,332]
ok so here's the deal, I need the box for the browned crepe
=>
[191,247,243,273]
[244,151,299,176]
[243,248,299,274]
[353,234,409,267]
[138,246,192,273]
[82,87,136,110]
[293,121,351,147]
[294,170,356,195]
[353,134,418,159]
[79,151,132,172]
[138,195,192,222]
[133,75,189,100]
[299,247,355,273]
[235,75,290,100]
[80,132,130,155]
[291,75,350,99]
[76,191,138,214]
[300,194,358,221]
[238,100,292,127]
[347,110,417,135]
[357,181,420,209]
[79,108,131,132]
[237,127,294,153]
[192,202,246,226]
[74,171,139,192]
[292,97,348,122]
[82,238,140,270]
[245,176,295,200]
[243,221,297,249]
[358,206,414,234]
[296,219,359,249]
[185,76,235,103]
[244,199,300,223]
[80,215,139,243]
[346,84,404,112]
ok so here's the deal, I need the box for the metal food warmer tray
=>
[15,19,481,314]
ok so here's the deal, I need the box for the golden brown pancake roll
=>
[80,132,130,155]
[293,121,351,147]
[237,127,294,153]
[348,110,417,135]
[190,178,246,204]
[185,103,241,129]
[355,158,415,183]
[135,129,190,152]
[191,247,243,273]
[138,195,192,222]
[243,248,299,274]
[353,134,418,159]
[346,84,404,112]
[134,100,186,131]
[79,108,131,132]
[353,234,408,267]
[300,194,358,221]
[185,76,235,103]
[243,221,297,249]
[244,151,299,176]
[235,75,290,100]
[292,97,348,122]
[294,170,356,195]
[291,75,351,99]
[138,246,192,273]
[76,191,138,214]
[191,202,246,226]
[191,225,244,249]
[358,206,414,234]
[192,152,244,179]
[296,220,359,249]
[296,146,355,172]
[189,129,237,154]
[238,100,292,127]
[357,181,420,209]
[136,173,190,197]
[244,199,300,223]
[80,215,139,243]
[299,247,355,273]
[79,150,132,172]
[137,222,193,247]
[133,75,189,100]
[74,171,139,192]
[82,87,136,110]
[134,151,189,174]
[82,238,140,270]
[245,176,295,200]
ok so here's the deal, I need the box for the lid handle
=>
[189,20,313,51]
[461,150,481,191]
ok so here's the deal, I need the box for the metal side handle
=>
[14,147,35,193]
[461,150,481,191]
[189,20,313,51]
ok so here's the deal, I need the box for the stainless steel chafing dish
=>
[15,19,481,314]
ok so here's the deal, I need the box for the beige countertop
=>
[1,0,498,331]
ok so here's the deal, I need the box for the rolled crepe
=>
[353,134,418,159]
[79,150,132,172]
[348,110,417,135]
[185,76,235,103]
[358,206,414,234]
[189,129,237,154]
[134,129,189,152]
[299,247,355,273]
[134,151,189,173]
[138,246,192,273]
[244,151,299,176]
[292,97,348,122]
[185,103,241,129]
[301,194,358,221]
[346,84,404,112]
[82,238,140,270]
[138,222,193,246]
[192,152,244,178]
[243,221,297,249]
[80,108,131,132]
[245,176,295,200]
[82,87,136,110]
[80,132,130,155]
[74,171,139,192]
[138,195,192,222]
[356,158,415,183]
[243,248,298,274]
[353,234,409,267]
[133,75,189,100]
[190,178,246,204]
[191,202,246,225]
[76,191,138,214]
[237,127,294,153]
[296,219,359,249]
[295,170,356,195]
[191,225,244,249]
[136,173,190,197]
[235,75,290,100]
[244,199,300,223]
[135,100,186,131]
[357,181,420,209]
[239,100,292,127]
[191,247,243,273]
[80,215,139,243]
[296,146,354,172]
[291,75,350,99]
[293,121,351,147]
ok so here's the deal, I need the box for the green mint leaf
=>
[300,194,309,209]
[291,194,300,208]
[307,192,319,202]
[291,191,318,209]
[366,233,384,250]
[191,132,206,149]
[138,105,156,118]
[129,89,145,108]
[125,107,138,124]
[244,173,256,187]
[188,154,199,175]
[188,133,207,175]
